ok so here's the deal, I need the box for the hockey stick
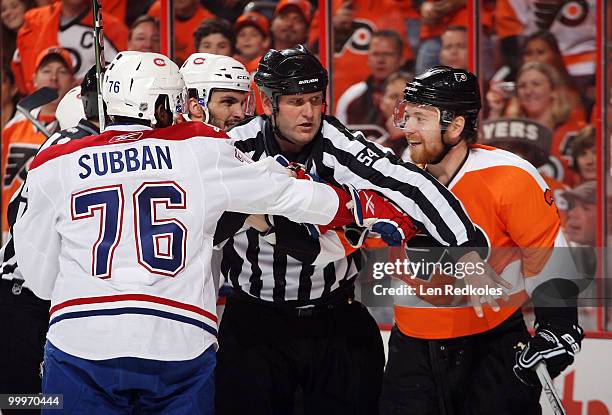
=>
[535,362,566,415]
[92,0,106,130]
[16,87,59,139]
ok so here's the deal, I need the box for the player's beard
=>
[223,116,242,131]
[406,132,445,165]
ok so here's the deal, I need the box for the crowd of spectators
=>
[0,0,605,328]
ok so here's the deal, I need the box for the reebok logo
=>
[298,78,317,84]
[109,132,144,143]
[365,194,375,215]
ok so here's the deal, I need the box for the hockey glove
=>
[347,186,419,246]
[513,319,584,386]
[273,155,352,236]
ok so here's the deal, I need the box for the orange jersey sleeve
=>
[497,165,561,277]
[147,1,214,64]
[494,0,524,38]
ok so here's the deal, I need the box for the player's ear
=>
[188,97,203,118]
[448,115,466,139]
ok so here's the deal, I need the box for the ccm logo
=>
[154,58,166,66]
[298,78,317,84]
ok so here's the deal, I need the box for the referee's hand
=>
[456,251,512,318]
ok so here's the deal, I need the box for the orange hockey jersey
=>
[308,0,414,110]
[394,145,573,339]
[147,1,214,65]
[1,111,57,240]
[494,0,596,76]
[11,2,128,94]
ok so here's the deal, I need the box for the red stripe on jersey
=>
[30,121,228,170]
[49,293,218,323]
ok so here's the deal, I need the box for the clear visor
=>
[169,87,188,115]
[197,88,256,117]
[393,100,454,132]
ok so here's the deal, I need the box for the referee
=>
[0,66,101,414]
[215,46,498,415]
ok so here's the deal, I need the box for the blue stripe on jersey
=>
[48,307,218,336]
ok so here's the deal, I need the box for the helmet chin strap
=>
[271,110,300,145]
[428,127,463,165]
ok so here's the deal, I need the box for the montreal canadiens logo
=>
[193,57,206,65]
[153,58,166,67]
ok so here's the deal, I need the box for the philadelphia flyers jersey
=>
[495,0,596,76]
[308,0,414,109]
[1,109,58,241]
[394,144,577,339]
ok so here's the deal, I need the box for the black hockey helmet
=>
[81,64,105,120]
[254,45,328,110]
[403,65,481,131]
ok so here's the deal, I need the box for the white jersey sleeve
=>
[208,141,340,226]
[13,173,61,300]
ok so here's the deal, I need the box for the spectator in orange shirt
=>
[194,18,236,57]
[271,0,311,50]
[2,46,75,240]
[487,61,586,186]
[234,11,271,115]
[127,15,160,53]
[11,0,127,94]
[335,30,404,141]
[1,0,36,68]
[1,65,19,131]
[415,0,466,74]
[234,11,270,68]
[439,25,467,69]
[147,0,214,64]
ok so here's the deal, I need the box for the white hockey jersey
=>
[13,121,341,361]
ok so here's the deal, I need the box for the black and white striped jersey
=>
[223,115,481,305]
[0,119,99,284]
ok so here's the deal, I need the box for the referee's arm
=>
[320,118,482,250]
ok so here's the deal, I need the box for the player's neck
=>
[426,142,469,186]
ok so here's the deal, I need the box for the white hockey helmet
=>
[56,86,85,130]
[180,53,254,120]
[103,51,186,126]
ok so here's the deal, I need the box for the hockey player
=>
[9,51,399,414]
[215,46,511,415]
[380,66,584,414]
[180,53,255,131]
[0,64,102,408]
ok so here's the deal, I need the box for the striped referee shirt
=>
[0,119,99,284]
[223,115,481,305]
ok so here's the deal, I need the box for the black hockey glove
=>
[513,319,584,386]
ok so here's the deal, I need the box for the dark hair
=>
[370,29,404,56]
[1,0,37,68]
[522,31,574,88]
[129,15,159,40]
[571,124,595,161]
[193,18,236,55]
